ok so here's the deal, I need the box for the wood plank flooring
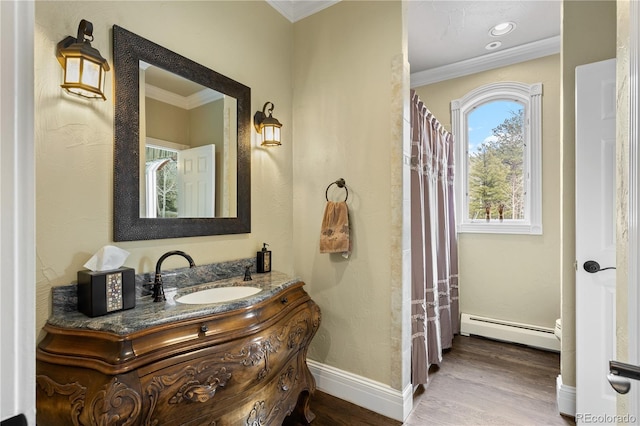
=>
[405,335,575,425]
[299,335,575,426]
[300,391,402,426]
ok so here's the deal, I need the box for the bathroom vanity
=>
[36,270,320,425]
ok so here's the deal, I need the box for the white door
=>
[575,58,617,423]
[177,145,216,218]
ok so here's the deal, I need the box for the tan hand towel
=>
[319,201,350,254]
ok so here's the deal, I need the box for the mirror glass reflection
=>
[139,63,237,219]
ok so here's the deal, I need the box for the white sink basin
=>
[176,286,262,305]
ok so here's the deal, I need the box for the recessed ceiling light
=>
[489,22,516,37]
[485,41,502,50]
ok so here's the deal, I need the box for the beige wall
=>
[292,1,405,388]
[190,100,224,148]
[414,54,562,330]
[145,98,190,143]
[34,1,294,338]
[560,0,616,388]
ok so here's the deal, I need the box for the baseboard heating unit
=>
[460,313,560,352]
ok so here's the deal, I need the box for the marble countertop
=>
[47,270,301,336]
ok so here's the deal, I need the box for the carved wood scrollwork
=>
[287,315,310,349]
[90,377,142,426]
[278,365,297,392]
[311,303,322,330]
[246,400,268,426]
[170,367,232,404]
[223,330,283,381]
[145,362,232,424]
[288,305,321,349]
[245,364,300,426]
[225,307,320,384]
[36,375,86,426]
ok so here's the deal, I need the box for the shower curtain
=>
[410,90,459,385]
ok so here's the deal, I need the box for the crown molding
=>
[145,84,188,109]
[145,84,222,110]
[266,0,340,23]
[267,0,295,21]
[410,36,560,88]
[188,89,223,109]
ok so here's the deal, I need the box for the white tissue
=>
[83,245,130,272]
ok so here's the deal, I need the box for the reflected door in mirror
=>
[140,63,237,219]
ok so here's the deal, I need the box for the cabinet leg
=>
[283,390,315,425]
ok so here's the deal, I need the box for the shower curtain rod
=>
[426,111,451,137]
[412,90,451,138]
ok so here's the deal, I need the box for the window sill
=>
[458,221,542,235]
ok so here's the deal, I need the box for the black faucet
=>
[152,250,196,302]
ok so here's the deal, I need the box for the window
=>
[145,145,178,218]
[451,82,542,234]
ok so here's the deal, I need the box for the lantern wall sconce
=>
[253,101,282,146]
[56,19,110,100]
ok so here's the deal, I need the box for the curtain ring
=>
[325,178,348,202]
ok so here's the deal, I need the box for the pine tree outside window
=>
[451,82,542,234]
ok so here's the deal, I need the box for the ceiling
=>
[267,0,561,86]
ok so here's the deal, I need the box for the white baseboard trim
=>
[307,359,412,422]
[556,375,576,417]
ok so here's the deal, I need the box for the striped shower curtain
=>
[410,90,459,385]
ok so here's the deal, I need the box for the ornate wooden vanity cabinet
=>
[36,280,320,425]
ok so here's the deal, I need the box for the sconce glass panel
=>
[82,60,101,87]
[65,57,81,84]
[262,126,280,145]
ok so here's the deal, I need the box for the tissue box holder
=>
[77,267,135,317]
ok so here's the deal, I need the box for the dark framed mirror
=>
[113,25,251,241]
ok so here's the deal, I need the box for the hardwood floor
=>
[301,391,402,426]
[405,335,575,425]
[300,335,575,426]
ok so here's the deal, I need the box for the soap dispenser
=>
[256,243,271,273]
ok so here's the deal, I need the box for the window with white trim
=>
[451,82,542,234]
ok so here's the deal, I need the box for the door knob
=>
[583,260,616,273]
